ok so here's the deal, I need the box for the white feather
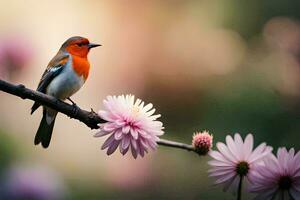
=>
[46,55,85,100]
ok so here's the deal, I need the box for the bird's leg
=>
[67,97,77,106]
[67,97,79,116]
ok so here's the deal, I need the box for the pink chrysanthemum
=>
[249,147,300,200]
[96,95,164,158]
[192,130,213,155]
[208,133,272,194]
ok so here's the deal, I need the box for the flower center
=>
[131,106,140,115]
[236,161,249,176]
[124,119,136,129]
[278,176,292,190]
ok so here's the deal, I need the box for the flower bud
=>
[192,130,213,155]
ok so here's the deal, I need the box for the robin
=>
[31,36,100,148]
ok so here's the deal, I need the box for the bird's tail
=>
[34,109,57,148]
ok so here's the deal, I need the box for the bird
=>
[31,36,100,148]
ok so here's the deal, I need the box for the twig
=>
[0,79,197,154]
[157,139,196,153]
[0,79,105,129]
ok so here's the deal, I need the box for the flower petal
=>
[107,140,120,155]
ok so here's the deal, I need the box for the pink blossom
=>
[208,133,272,194]
[192,130,213,155]
[96,95,164,158]
[0,35,33,79]
[4,164,66,200]
[249,147,300,200]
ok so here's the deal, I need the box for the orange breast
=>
[72,55,90,80]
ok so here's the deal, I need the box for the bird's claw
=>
[67,98,79,116]
[55,99,63,104]
[71,103,80,116]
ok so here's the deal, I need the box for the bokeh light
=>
[0,0,299,199]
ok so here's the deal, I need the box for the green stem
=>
[237,175,243,200]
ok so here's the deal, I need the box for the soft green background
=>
[0,0,299,199]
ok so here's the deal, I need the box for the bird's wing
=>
[37,53,69,93]
[31,53,69,114]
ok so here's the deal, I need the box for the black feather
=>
[34,109,56,148]
[31,66,64,114]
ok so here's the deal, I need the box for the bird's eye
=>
[77,43,83,47]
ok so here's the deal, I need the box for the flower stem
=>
[237,175,243,200]
[157,139,196,153]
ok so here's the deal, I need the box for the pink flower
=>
[96,95,164,158]
[192,130,213,155]
[208,133,272,194]
[0,35,33,79]
[249,147,300,200]
[4,164,66,200]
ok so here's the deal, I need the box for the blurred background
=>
[0,0,300,199]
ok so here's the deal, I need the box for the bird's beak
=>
[88,43,101,49]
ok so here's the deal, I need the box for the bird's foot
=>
[68,98,79,116]
[71,104,80,116]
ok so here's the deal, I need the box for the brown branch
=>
[0,79,105,129]
[0,79,197,154]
